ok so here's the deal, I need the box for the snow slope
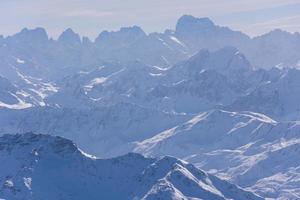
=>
[0,133,262,200]
[229,68,300,120]
[134,110,300,199]
[0,103,190,157]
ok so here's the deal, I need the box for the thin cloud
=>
[243,15,300,35]
[64,10,115,18]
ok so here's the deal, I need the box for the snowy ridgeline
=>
[0,133,262,200]
[0,15,300,200]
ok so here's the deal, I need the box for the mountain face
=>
[1,14,300,200]
[0,103,190,157]
[173,15,300,69]
[229,68,300,120]
[174,15,251,54]
[0,133,262,200]
[134,110,300,199]
[249,29,300,68]
[0,76,29,109]
[58,28,82,46]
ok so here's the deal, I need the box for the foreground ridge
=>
[0,133,262,200]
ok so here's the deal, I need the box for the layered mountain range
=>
[1,15,300,199]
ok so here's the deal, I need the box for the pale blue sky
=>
[1,0,300,39]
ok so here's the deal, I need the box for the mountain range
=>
[1,15,300,199]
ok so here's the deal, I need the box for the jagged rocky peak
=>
[95,25,146,44]
[183,46,251,73]
[119,25,146,36]
[175,15,215,34]
[213,46,252,71]
[12,27,48,42]
[57,28,81,45]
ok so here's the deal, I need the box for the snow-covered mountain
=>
[172,15,300,69]
[1,15,299,85]
[0,103,190,157]
[1,45,300,199]
[0,74,57,109]
[0,133,262,200]
[134,110,300,199]
[174,15,250,54]
[1,14,300,200]
[44,47,256,113]
[229,68,300,120]
[0,76,31,109]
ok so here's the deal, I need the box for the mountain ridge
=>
[0,132,263,200]
[1,15,299,70]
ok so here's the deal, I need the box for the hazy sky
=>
[1,0,300,39]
